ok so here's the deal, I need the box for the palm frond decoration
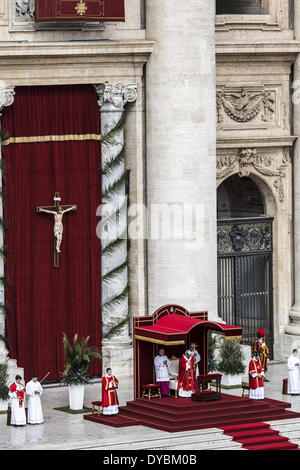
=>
[61,333,101,386]
[102,284,129,311]
[0,334,9,350]
[0,134,8,347]
[101,232,127,256]
[100,107,131,343]
[0,218,8,231]
[102,172,127,202]
[0,129,9,144]
[101,112,125,146]
[102,258,128,284]
[100,197,127,233]
[103,312,131,341]
[0,304,8,316]
[102,145,125,178]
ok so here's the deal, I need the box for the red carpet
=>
[221,422,299,450]
[84,393,300,434]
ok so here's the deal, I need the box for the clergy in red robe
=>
[102,368,119,416]
[178,351,195,398]
[249,354,265,400]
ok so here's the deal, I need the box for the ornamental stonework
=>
[217,219,273,256]
[217,87,276,126]
[216,148,291,203]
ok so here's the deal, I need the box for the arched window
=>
[217,174,265,219]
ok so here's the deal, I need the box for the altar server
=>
[288,349,300,395]
[26,374,44,424]
[178,351,195,398]
[9,375,26,426]
[154,348,171,397]
[249,353,265,400]
[102,368,119,416]
[254,329,270,381]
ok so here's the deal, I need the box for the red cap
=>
[257,329,266,336]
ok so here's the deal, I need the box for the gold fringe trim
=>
[225,336,242,341]
[135,335,185,346]
[2,134,102,146]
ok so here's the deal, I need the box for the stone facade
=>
[0,0,300,380]
[216,0,299,360]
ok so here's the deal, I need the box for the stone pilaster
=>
[145,1,219,318]
[0,86,15,356]
[95,83,137,377]
[285,2,300,336]
[0,86,23,382]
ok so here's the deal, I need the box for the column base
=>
[285,308,300,335]
[281,332,300,359]
[102,338,133,378]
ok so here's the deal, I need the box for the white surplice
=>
[154,355,171,382]
[26,380,44,424]
[9,383,26,426]
[288,355,300,394]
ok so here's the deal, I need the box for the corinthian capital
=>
[0,87,15,113]
[94,82,137,109]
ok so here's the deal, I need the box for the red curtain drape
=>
[2,85,102,382]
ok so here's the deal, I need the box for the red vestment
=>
[249,359,264,390]
[9,382,25,404]
[178,355,195,391]
[102,375,119,407]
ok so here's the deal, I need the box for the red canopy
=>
[135,312,242,345]
[133,304,242,398]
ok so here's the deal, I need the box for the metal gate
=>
[217,217,274,358]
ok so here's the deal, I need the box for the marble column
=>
[94,83,137,377]
[0,86,23,383]
[145,1,218,318]
[285,2,300,335]
[0,86,15,362]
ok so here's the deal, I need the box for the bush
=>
[217,338,246,376]
[0,362,9,401]
[61,333,101,386]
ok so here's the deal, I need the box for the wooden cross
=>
[36,192,77,268]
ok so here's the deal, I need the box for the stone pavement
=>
[1,361,300,450]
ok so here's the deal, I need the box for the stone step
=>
[78,429,241,451]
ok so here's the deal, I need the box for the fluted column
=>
[286,2,300,334]
[94,83,137,376]
[145,1,218,317]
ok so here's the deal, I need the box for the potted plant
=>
[217,337,246,387]
[61,333,101,410]
[0,362,9,412]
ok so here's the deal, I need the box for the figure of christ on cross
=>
[36,193,77,267]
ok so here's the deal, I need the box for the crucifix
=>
[36,192,77,268]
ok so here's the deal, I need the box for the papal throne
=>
[168,356,179,398]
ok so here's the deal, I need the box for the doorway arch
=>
[217,173,274,356]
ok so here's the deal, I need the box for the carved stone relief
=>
[216,147,290,203]
[217,87,275,125]
[16,0,35,18]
